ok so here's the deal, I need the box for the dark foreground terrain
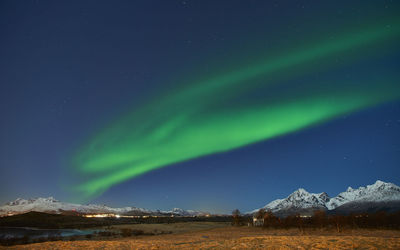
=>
[2,211,400,248]
[0,212,231,246]
[0,211,231,229]
[1,226,400,249]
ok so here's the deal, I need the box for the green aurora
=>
[72,21,400,200]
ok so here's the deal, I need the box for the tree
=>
[312,210,327,229]
[263,210,280,228]
[232,209,242,226]
[330,215,345,233]
[256,208,266,219]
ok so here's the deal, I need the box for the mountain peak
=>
[369,180,392,189]
[317,192,330,202]
[295,188,308,194]
[250,180,400,215]
[290,188,311,197]
[369,180,386,188]
[326,180,400,210]
[172,208,184,212]
[374,180,386,185]
[288,188,313,200]
[0,197,207,217]
[6,198,28,206]
[37,197,58,203]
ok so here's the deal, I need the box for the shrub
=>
[120,228,133,237]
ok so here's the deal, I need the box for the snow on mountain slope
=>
[163,208,208,216]
[326,180,400,209]
[250,180,400,214]
[0,197,206,217]
[0,197,151,216]
[250,189,329,214]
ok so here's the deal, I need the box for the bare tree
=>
[312,210,327,229]
[232,209,241,226]
[256,208,266,219]
[263,210,280,228]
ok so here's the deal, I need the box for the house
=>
[253,216,264,227]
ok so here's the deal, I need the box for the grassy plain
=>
[2,222,400,249]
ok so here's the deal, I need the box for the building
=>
[253,217,264,227]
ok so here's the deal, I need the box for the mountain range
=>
[249,180,400,217]
[2,180,399,218]
[0,197,207,217]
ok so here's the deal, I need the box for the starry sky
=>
[1,1,399,214]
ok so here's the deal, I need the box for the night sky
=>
[1,1,399,214]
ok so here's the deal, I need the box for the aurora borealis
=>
[1,1,400,212]
[73,19,400,200]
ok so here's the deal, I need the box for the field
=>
[2,222,400,249]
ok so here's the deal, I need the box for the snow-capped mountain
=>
[163,208,209,217]
[0,197,205,217]
[0,197,151,216]
[250,180,400,216]
[326,180,400,209]
[249,189,330,215]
